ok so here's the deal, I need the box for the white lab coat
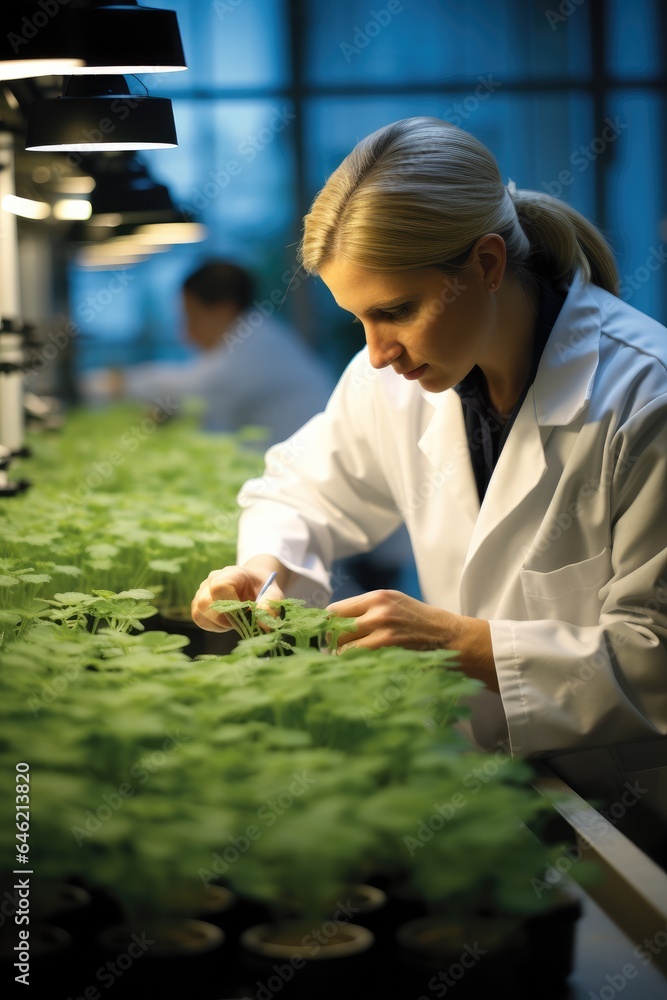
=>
[237,272,667,775]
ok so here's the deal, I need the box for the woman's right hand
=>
[191,560,286,632]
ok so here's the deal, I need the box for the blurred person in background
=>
[83,257,416,596]
[85,259,335,447]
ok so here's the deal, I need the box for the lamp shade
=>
[89,166,174,222]
[25,76,177,152]
[0,4,83,80]
[64,1,187,74]
[66,153,208,247]
[0,0,186,80]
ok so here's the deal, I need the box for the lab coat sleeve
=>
[236,352,405,601]
[492,394,667,757]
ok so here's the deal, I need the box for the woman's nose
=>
[365,325,403,370]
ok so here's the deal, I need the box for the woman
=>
[192,117,667,776]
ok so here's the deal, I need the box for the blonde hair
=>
[299,116,619,295]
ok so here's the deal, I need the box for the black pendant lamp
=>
[87,155,175,223]
[25,75,177,151]
[0,0,187,80]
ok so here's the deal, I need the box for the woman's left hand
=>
[327,589,461,652]
[326,589,499,693]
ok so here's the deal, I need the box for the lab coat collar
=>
[416,271,604,538]
[531,270,602,426]
[459,273,604,600]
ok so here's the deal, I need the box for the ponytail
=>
[509,189,619,295]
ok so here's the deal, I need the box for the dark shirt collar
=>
[453,275,568,502]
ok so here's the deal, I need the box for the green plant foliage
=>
[0,585,567,923]
[0,406,264,630]
[208,596,356,652]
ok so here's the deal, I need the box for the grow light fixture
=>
[1,193,51,219]
[25,76,177,152]
[132,222,208,245]
[0,1,187,81]
[50,175,97,195]
[88,158,175,222]
[82,237,170,257]
[52,199,92,221]
[68,155,208,248]
[75,246,151,267]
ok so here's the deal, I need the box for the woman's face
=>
[319,251,501,393]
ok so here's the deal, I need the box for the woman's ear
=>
[471,233,506,290]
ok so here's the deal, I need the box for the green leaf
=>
[0,574,19,587]
[148,559,182,574]
[20,533,60,546]
[263,728,313,749]
[87,543,119,559]
[51,592,96,605]
[18,573,52,585]
[51,565,83,577]
[154,533,195,550]
[132,631,191,652]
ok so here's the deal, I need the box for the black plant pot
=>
[518,890,583,992]
[395,913,526,997]
[63,875,127,942]
[165,883,236,926]
[340,883,388,936]
[96,917,228,1000]
[239,920,375,1000]
[145,606,240,658]
[364,869,430,934]
[32,879,93,938]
